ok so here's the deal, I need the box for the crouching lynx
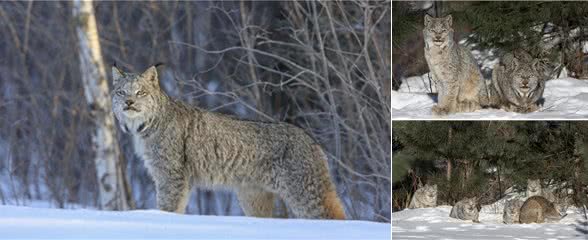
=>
[408,184,437,208]
[111,65,345,219]
[503,198,524,224]
[423,15,489,116]
[449,197,480,223]
[490,50,548,113]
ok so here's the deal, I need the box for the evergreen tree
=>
[453,1,588,75]
[392,121,588,210]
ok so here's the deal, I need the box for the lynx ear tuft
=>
[424,14,432,26]
[445,15,453,27]
[141,66,159,85]
[112,65,125,85]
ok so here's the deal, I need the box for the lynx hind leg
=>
[281,181,345,219]
[280,146,346,219]
[237,186,275,218]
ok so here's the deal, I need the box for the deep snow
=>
[392,75,588,119]
[392,205,588,240]
[0,205,390,239]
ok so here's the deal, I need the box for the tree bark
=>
[73,0,133,210]
[446,127,453,181]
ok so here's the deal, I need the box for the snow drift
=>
[392,75,588,119]
[0,205,390,239]
[392,205,588,240]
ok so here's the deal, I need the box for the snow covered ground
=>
[392,75,588,119]
[392,206,588,240]
[0,205,390,239]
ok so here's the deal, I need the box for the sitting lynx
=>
[408,184,437,208]
[519,196,565,223]
[491,50,548,113]
[450,197,480,222]
[503,198,524,224]
[423,14,488,116]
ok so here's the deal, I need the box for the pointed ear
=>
[424,14,432,26]
[112,66,125,85]
[141,66,159,86]
[446,15,453,27]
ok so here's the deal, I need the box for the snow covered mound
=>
[393,76,588,119]
[0,205,390,239]
[392,206,588,240]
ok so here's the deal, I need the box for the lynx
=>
[449,197,480,223]
[503,198,524,224]
[519,196,565,223]
[408,184,437,209]
[111,65,345,219]
[491,49,547,113]
[423,14,489,116]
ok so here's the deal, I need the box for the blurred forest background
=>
[393,1,588,90]
[0,1,391,221]
[392,121,588,212]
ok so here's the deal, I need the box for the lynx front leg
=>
[433,79,459,116]
[155,176,191,214]
[237,186,275,218]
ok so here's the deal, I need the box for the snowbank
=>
[392,206,588,240]
[0,205,390,239]
[393,77,588,119]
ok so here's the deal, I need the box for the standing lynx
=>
[423,14,489,116]
[111,65,345,219]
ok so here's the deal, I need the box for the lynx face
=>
[462,198,479,218]
[111,66,164,133]
[527,179,542,197]
[422,184,437,203]
[511,60,543,99]
[423,15,454,47]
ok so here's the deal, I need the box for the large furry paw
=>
[522,104,539,113]
[458,101,481,112]
[432,105,449,116]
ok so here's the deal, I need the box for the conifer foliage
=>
[392,121,588,211]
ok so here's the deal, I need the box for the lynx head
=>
[462,197,479,213]
[527,179,542,197]
[508,52,546,98]
[423,14,454,48]
[420,184,438,204]
[111,65,167,134]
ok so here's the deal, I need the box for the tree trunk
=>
[497,163,502,199]
[73,0,133,210]
[446,127,453,181]
[446,160,452,181]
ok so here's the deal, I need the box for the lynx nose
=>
[522,79,529,87]
[125,99,134,106]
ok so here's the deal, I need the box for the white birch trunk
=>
[73,0,132,210]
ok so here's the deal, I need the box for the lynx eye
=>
[116,90,125,96]
[137,90,147,97]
